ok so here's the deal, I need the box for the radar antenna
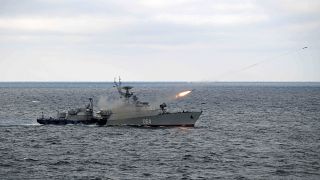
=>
[114,77,133,103]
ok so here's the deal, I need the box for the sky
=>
[0,0,319,82]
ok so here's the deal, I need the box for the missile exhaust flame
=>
[175,90,192,98]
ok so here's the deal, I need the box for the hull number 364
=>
[142,118,152,125]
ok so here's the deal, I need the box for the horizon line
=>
[0,81,320,83]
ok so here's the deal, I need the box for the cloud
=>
[211,3,257,12]
[278,0,320,14]
[137,0,194,8]
[0,53,130,81]
[154,14,268,26]
[0,0,319,81]
[0,15,137,34]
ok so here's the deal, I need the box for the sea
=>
[0,82,319,179]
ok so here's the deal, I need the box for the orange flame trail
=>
[175,90,192,98]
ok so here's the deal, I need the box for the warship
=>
[37,78,202,127]
[105,78,202,127]
[37,98,112,125]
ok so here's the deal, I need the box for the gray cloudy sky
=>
[0,0,319,81]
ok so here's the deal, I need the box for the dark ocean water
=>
[0,82,319,179]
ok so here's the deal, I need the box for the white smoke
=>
[97,95,123,110]
[96,88,189,119]
[97,95,157,119]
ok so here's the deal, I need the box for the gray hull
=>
[106,111,202,127]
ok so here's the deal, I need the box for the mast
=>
[114,77,124,96]
[87,98,93,111]
[114,77,133,103]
